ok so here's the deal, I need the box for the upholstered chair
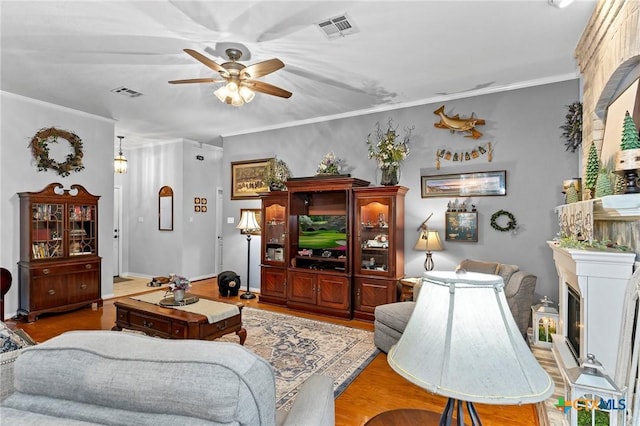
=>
[373,259,537,353]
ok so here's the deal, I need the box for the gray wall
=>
[221,80,580,301]
[0,93,224,319]
[1,91,115,315]
[0,80,580,320]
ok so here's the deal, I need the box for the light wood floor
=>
[8,278,539,426]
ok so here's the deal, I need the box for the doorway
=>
[113,185,122,277]
[215,187,223,274]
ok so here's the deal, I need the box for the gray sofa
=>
[374,259,537,353]
[0,330,335,425]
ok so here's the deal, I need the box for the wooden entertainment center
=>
[259,176,407,320]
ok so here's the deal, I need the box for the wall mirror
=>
[159,186,174,231]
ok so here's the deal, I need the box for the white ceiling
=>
[1,1,596,146]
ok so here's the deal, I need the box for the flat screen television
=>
[298,215,347,251]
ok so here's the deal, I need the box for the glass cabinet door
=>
[68,203,97,256]
[31,203,64,259]
[263,201,287,265]
[356,199,391,275]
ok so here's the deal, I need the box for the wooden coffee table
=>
[112,295,246,344]
[365,408,442,425]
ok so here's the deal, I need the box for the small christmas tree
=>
[595,167,613,198]
[565,185,580,204]
[585,142,600,194]
[620,111,640,150]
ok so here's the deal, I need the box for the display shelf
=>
[353,185,408,321]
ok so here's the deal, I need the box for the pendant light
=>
[114,136,128,174]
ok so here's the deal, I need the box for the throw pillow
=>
[458,259,500,275]
[0,321,36,353]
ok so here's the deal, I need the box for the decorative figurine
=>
[433,105,486,139]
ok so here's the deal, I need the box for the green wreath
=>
[30,127,84,177]
[490,209,517,232]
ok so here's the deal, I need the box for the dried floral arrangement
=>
[30,127,84,177]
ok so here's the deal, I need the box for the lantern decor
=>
[564,353,625,426]
[531,296,558,347]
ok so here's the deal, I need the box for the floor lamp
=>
[387,270,554,425]
[236,210,261,300]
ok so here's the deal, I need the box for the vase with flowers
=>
[316,152,345,175]
[366,118,413,186]
[168,274,191,302]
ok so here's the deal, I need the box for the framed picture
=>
[201,198,207,205]
[240,208,262,235]
[195,205,201,212]
[445,211,478,242]
[194,197,201,204]
[201,205,207,213]
[231,158,272,200]
[421,170,507,198]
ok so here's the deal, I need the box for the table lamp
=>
[236,210,261,299]
[413,229,443,271]
[387,270,554,425]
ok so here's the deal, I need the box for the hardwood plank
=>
[8,278,539,426]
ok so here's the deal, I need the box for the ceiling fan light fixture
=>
[173,48,289,106]
[231,94,244,107]
[214,86,228,102]
[239,86,255,103]
[226,81,239,93]
[114,136,128,174]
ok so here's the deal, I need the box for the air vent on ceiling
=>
[111,86,144,98]
[317,14,359,40]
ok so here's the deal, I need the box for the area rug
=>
[113,276,132,283]
[219,307,379,411]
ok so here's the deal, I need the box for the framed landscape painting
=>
[421,170,507,198]
[231,158,272,200]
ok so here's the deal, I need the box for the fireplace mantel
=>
[548,242,636,379]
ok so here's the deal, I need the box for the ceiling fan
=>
[169,48,292,106]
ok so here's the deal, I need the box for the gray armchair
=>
[374,259,537,353]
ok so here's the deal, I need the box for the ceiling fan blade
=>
[244,80,292,98]
[168,78,223,84]
[183,49,228,76]
[241,59,284,79]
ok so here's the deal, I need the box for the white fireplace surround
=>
[548,242,636,380]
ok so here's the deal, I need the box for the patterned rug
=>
[219,307,379,410]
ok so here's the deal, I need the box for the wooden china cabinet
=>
[352,186,407,320]
[259,190,288,305]
[18,183,102,322]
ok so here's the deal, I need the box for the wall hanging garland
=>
[490,209,518,233]
[30,127,84,177]
[435,142,493,169]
